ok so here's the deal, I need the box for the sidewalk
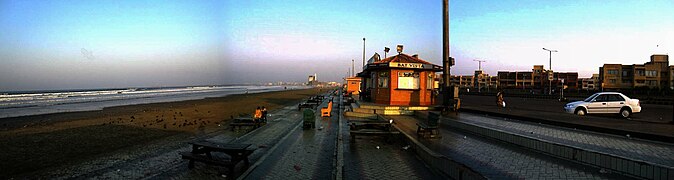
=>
[241,96,339,179]
[390,115,626,179]
[460,95,674,143]
[451,113,674,168]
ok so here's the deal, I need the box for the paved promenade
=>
[237,90,438,179]
[243,98,339,179]
[391,115,627,179]
[453,113,674,168]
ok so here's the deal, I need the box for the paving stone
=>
[452,113,674,168]
[392,115,629,180]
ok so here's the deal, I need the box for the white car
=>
[564,92,641,118]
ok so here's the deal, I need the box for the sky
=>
[1,0,672,91]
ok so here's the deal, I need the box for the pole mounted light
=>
[473,59,486,70]
[384,47,390,58]
[542,48,558,95]
[362,38,366,68]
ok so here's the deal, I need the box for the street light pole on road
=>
[362,38,366,69]
[543,48,558,95]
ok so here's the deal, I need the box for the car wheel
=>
[620,108,631,118]
[575,108,586,116]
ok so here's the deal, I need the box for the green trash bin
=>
[303,109,316,129]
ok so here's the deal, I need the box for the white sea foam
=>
[0,85,308,118]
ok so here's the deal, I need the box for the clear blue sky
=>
[1,0,672,91]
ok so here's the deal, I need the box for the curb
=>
[460,108,674,144]
[334,92,344,180]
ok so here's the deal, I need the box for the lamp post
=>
[473,59,485,70]
[384,47,390,58]
[442,0,452,109]
[543,48,558,95]
[351,59,355,77]
[362,38,366,69]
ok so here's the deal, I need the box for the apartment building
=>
[449,70,498,91]
[578,74,600,90]
[497,65,578,90]
[599,54,671,90]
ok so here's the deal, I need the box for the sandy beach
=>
[0,87,325,178]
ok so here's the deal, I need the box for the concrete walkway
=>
[390,115,628,179]
[242,95,339,179]
[453,113,674,168]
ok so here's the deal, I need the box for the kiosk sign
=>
[390,62,426,69]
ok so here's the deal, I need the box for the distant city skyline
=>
[1,0,672,91]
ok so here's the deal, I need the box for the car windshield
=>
[584,94,599,102]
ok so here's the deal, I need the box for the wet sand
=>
[0,88,326,178]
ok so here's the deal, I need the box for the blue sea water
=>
[0,85,309,118]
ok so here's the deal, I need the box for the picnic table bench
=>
[416,112,441,138]
[349,115,399,141]
[179,140,256,178]
[298,102,319,110]
[229,117,265,131]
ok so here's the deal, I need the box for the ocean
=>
[0,85,309,118]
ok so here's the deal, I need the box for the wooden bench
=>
[321,100,333,117]
[180,140,255,178]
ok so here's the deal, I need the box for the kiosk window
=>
[398,72,420,90]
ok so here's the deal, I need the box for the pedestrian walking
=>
[496,89,505,108]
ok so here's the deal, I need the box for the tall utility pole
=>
[442,0,451,108]
[473,59,486,92]
[473,59,486,70]
[362,38,366,69]
[351,59,355,77]
[543,48,558,95]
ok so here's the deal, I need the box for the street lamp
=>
[473,59,486,70]
[473,59,486,92]
[362,38,366,69]
[384,47,390,58]
[543,48,558,95]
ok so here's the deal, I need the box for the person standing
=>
[254,107,262,122]
[261,106,268,122]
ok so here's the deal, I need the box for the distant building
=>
[599,54,671,90]
[578,74,600,91]
[308,73,317,85]
[345,77,361,95]
[498,65,578,91]
[449,70,498,91]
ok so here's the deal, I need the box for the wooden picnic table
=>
[229,117,264,131]
[348,119,399,141]
[180,140,255,178]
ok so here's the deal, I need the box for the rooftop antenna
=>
[473,59,486,70]
[351,59,355,77]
